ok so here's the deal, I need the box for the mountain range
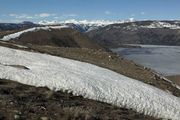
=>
[1,20,180,48]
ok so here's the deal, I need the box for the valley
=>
[111,44,180,76]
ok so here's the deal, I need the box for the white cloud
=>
[9,14,17,17]
[35,13,56,18]
[39,13,51,18]
[66,14,77,17]
[8,13,57,20]
[54,17,59,19]
[9,14,33,19]
[129,18,135,22]
[141,12,145,15]
[105,11,111,15]
[62,14,78,18]
[131,14,135,17]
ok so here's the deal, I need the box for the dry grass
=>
[166,75,180,86]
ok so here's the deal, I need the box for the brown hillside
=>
[10,28,105,50]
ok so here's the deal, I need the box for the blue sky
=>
[0,0,180,23]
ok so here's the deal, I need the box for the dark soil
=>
[0,79,159,120]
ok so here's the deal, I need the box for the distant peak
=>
[38,19,133,26]
[21,21,35,25]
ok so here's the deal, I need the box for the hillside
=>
[87,21,180,48]
[1,27,105,50]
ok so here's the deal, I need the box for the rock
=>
[41,117,48,120]
[14,114,20,120]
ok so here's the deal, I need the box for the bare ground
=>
[0,79,159,120]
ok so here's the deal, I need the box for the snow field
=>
[0,46,179,120]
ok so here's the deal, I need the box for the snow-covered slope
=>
[141,21,180,29]
[0,26,68,41]
[0,46,179,120]
[38,20,180,32]
[107,21,180,31]
[39,19,126,26]
[38,19,127,32]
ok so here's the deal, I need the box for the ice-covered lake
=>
[111,45,180,76]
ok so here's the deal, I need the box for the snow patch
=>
[0,46,179,120]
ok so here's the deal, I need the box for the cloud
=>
[9,14,33,19]
[36,13,56,18]
[129,18,135,22]
[141,12,145,15]
[54,17,59,19]
[62,14,78,18]
[8,13,57,20]
[9,14,17,17]
[66,14,77,17]
[105,11,111,15]
[131,14,135,17]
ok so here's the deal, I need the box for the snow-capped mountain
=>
[141,21,180,29]
[38,20,180,32]
[2,20,180,33]
[87,20,180,48]
[38,19,128,32]
[38,19,126,26]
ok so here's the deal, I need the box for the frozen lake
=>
[111,45,180,76]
